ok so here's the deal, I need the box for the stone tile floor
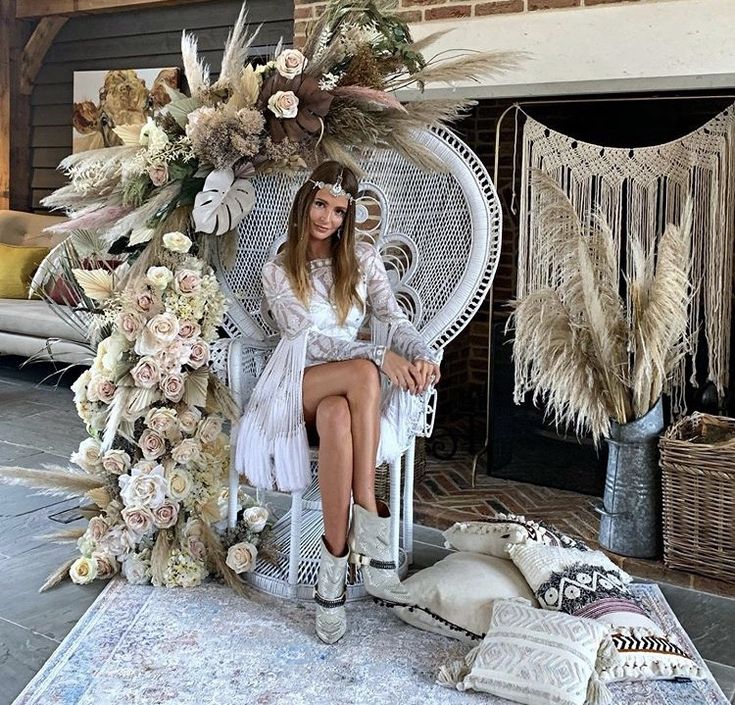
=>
[0,357,733,704]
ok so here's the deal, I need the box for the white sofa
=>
[0,209,90,364]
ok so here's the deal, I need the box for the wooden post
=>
[0,1,12,209]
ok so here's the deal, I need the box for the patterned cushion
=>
[508,543,704,682]
[443,513,589,558]
[438,599,618,705]
[394,552,538,643]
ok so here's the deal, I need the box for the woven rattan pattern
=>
[660,413,735,582]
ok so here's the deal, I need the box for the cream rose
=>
[148,163,169,187]
[92,550,119,579]
[87,376,116,404]
[152,501,179,529]
[174,269,202,296]
[132,459,159,474]
[187,339,209,369]
[196,415,223,445]
[162,230,192,253]
[135,312,180,356]
[122,505,155,535]
[243,505,269,533]
[145,407,178,435]
[177,406,202,434]
[139,428,166,460]
[119,464,167,508]
[122,554,150,584]
[225,542,258,574]
[71,437,103,473]
[171,438,201,466]
[267,90,299,119]
[178,320,201,340]
[130,356,161,389]
[274,49,308,79]
[101,449,131,475]
[117,311,145,342]
[160,372,186,402]
[166,466,193,500]
[146,266,173,290]
[94,334,129,378]
[69,556,98,584]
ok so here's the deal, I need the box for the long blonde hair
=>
[283,161,362,325]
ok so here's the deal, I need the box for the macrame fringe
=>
[435,645,480,690]
[235,333,311,491]
[518,106,735,415]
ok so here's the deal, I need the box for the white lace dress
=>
[234,241,439,491]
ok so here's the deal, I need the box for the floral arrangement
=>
[0,0,514,592]
[40,0,514,261]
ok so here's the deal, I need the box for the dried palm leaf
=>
[183,369,209,408]
[207,372,241,422]
[0,466,105,498]
[72,268,114,301]
[39,557,76,593]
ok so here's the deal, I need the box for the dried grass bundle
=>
[199,520,260,600]
[0,466,105,498]
[509,171,692,442]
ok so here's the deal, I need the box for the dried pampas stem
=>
[40,527,86,543]
[150,529,171,586]
[0,466,105,498]
[39,557,77,593]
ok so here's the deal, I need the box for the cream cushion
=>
[394,551,537,643]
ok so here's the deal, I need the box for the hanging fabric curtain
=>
[518,104,735,413]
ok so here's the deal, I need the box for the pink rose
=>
[91,550,118,579]
[187,339,209,369]
[267,90,299,119]
[130,356,161,389]
[147,163,169,187]
[160,372,186,402]
[174,269,202,296]
[122,506,155,535]
[139,428,166,460]
[87,516,109,542]
[145,407,178,436]
[178,320,201,340]
[152,501,179,529]
[101,450,131,475]
[118,311,145,342]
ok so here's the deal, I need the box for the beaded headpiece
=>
[308,170,355,202]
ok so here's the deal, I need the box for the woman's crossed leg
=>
[302,359,381,555]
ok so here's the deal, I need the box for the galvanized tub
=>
[598,397,664,558]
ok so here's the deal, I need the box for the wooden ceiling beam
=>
[16,0,205,19]
[20,17,68,95]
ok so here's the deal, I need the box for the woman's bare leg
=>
[304,360,382,518]
[314,395,353,555]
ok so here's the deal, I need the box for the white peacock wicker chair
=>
[210,126,501,600]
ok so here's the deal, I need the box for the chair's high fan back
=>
[214,127,502,349]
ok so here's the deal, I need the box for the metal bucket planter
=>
[598,397,663,558]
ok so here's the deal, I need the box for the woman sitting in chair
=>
[235,160,441,644]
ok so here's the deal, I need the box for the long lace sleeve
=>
[262,260,386,367]
[360,243,439,364]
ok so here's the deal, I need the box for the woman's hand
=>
[381,350,423,394]
[413,358,441,394]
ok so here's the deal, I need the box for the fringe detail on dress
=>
[376,385,425,465]
[235,332,311,491]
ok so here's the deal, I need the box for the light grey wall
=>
[29,0,293,209]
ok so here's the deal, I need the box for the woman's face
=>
[308,187,349,244]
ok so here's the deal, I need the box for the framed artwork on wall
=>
[72,68,180,153]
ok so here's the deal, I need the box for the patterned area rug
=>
[13,581,728,705]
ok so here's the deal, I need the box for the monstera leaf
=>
[193,168,256,236]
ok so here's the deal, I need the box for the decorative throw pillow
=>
[508,543,704,682]
[394,552,538,642]
[0,244,50,299]
[443,513,589,558]
[438,598,619,705]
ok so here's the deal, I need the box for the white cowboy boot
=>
[348,501,410,605]
[314,536,348,644]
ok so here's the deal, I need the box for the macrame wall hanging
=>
[517,103,735,413]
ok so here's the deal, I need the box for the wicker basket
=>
[659,413,735,582]
[375,437,427,504]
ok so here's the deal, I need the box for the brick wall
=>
[294,0,649,46]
